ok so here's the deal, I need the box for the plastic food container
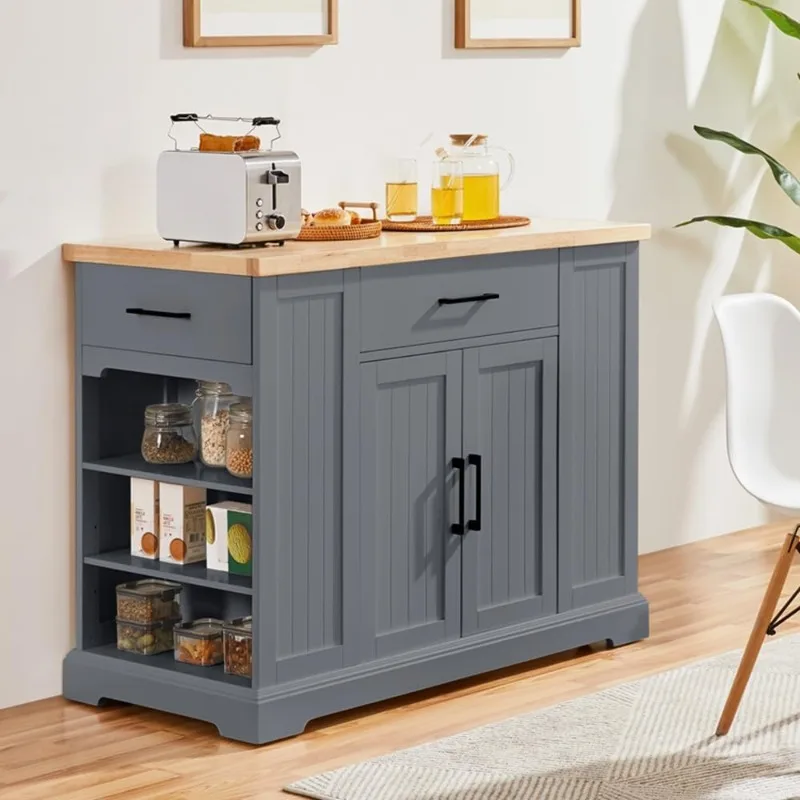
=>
[174,618,224,666]
[116,617,178,656]
[223,616,253,678]
[116,579,182,624]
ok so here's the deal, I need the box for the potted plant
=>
[679,0,800,253]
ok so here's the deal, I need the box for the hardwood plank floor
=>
[2,523,799,799]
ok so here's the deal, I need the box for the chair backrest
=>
[714,293,800,503]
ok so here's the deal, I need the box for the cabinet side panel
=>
[559,244,634,610]
[276,292,344,661]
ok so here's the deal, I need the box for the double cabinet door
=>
[359,337,558,661]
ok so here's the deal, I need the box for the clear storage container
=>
[174,618,224,666]
[223,616,253,678]
[116,617,178,656]
[141,403,197,465]
[116,579,182,623]
[194,381,239,468]
[226,401,253,479]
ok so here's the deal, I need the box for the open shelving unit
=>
[68,362,256,704]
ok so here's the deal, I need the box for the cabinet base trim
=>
[63,594,648,745]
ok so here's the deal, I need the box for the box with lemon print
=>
[205,501,253,577]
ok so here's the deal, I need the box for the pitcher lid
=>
[449,134,487,146]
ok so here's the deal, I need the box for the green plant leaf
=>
[677,215,800,254]
[694,125,800,206]
[740,0,800,39]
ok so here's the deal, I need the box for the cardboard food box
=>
[130,478,160,560]
[205,501,253,576]
[159,483,207,565]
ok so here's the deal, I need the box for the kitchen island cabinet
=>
[62,220,651,744]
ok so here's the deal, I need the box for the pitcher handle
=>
[493,145,516,191]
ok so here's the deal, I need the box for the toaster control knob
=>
[256,198,264,207]
[256,210,264,219]
[256,223,264,232]
[267,214,286,231]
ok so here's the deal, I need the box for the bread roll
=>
[312,208,351,228]
[198,133,261,153]
[347,211,361,225]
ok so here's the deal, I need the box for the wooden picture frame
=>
[455,0,580,49]
[184,0,338,47]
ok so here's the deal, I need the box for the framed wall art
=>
[455,0,580,49]
[184,0,338,47]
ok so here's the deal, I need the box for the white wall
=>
[0,0,794,709]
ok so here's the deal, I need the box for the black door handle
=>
[437,293,500,306]
[451,457,466,535]
[468,453,482,532]
[125,308,192,320]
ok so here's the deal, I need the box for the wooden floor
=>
[3,523,800,799]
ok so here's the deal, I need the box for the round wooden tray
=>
[381,215,531,233]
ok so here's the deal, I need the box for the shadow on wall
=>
[609,0,800,553]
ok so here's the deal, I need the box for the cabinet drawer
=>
[80,264,252,364]
[360,251,558,352]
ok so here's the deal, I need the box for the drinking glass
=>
[385,158,418,222]
[431,160,464,226]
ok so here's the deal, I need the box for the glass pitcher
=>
[438,134,515,222]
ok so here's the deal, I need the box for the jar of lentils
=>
[226,401,253,479]
[194,381,239,468]
[141,403,197,465]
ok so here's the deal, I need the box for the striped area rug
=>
[286,635,800,799]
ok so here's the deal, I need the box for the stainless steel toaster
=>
[157,114,302,247]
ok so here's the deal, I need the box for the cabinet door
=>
[360,352,463,660]
[461,338,559,635]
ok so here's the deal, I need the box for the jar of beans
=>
[141,403,197,465]
[194,381,239,469]
[223,616,253,678]
[226,401,253,479]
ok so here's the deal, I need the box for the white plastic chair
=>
[714,292,800,735]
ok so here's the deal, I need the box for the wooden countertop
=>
[62,219,651,277]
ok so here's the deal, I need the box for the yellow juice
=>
[386,182,418,221]
[431,179,464,225]
[463,174,500,221]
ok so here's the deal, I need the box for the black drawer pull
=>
[451,457,466,535]
[467,453,482,532]
[125,308,192,320]
[438,293,500,306]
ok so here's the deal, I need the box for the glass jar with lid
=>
[439,134,516,222]
[194,380,239,468]
[226,400,253,479]
[141,403,197,465]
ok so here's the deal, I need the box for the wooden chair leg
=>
[716,530,799,736]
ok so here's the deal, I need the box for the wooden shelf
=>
[84,550,252,595]
[83,454,253,495]
[86,644,251,688]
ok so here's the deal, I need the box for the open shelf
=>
[86,644,251,688]
[83,454,253,495]
[84,550,252,595]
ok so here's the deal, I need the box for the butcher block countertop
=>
[62,219,651,278]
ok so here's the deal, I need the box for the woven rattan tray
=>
[381,215,531,233]
[297,201,382,242]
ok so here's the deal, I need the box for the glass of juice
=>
[385,158,418,222]
[431,160,464,226]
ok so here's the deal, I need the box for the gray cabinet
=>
[64,244,649,746]
[461,338,559,635]
[359,352,463,660]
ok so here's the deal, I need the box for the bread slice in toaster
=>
[198,133,261,153]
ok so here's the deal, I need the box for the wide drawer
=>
[360,251,559,352]
[80,264,252,364]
